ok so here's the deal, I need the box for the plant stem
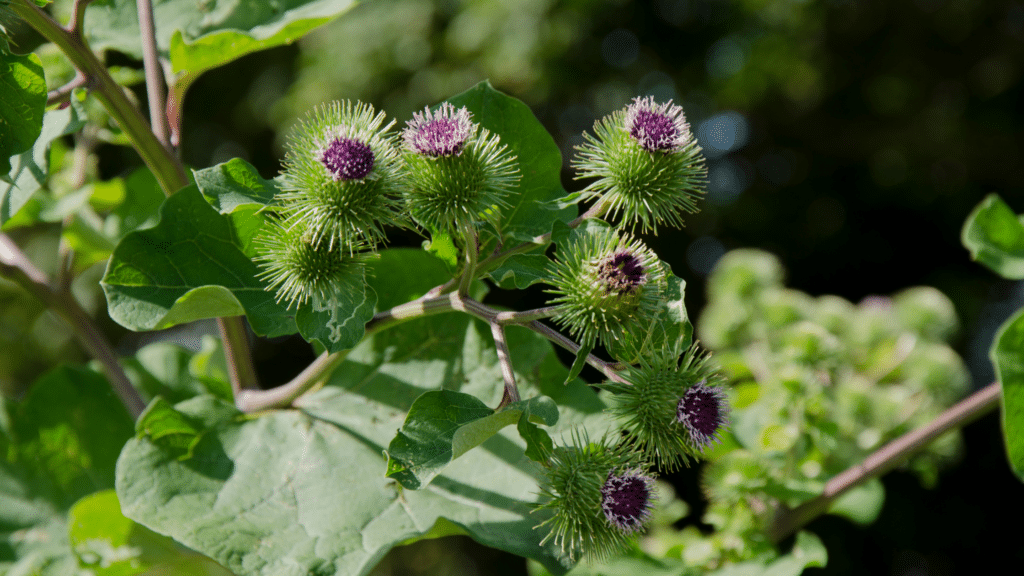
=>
[0,234,145,419]
[135,0,170,147]
[491,323,520,409]
[235,348,351,412]
[219,316,259,395]
[495,305,560,325]
[458,221,478,296]
[10,0,188,194]
[14,0,260,408]
[236,291,622,411]
[526,319,629,384]
[766,382,1002,544]
[46,73,88,105]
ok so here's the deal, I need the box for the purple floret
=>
[320,137,375,180]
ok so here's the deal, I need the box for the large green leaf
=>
[962,193,1024,279]
[992,307,1024,481]
[447,81,576,246]
[385,392,558,490]
[0,365,134,575]
[101,184,296,337]
[116,250,614,576]
[84,0,358,77]
[0,51,46,176]
[2,102,85,226]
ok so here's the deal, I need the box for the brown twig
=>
[767,382,1002,543]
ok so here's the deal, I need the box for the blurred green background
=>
[5,0,1024,574]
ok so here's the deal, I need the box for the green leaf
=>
[962,193,1024,279]
[85,0,359,77]
[565,340,594,385]
[134,397,203,460]
[446,81,576,246]
[3,102,86,226]
[518,409,555,463]
[0,366,135,574]
[122,341,206,403]
[193,157,278,213]
[101,185,295,337]
[991,307,1024,481]
[67,489,236,576]
[294,270,377,354]
[385,392,558,489]
[488,253,552,289]
[828,477,885,524]
[116,250,614,576]
[0,51,46,176]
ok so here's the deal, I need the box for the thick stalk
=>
[0,234,145,418]
[10,0,188,195]
[767,382,1001,543]
[219,317,259,394]
[491,323,520,408]
[135,0,170,147]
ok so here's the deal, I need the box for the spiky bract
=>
[402,105,519,234]
[572,97,707,233]
[534,432,655,561]
[279,100,406,249]
[254,218,372,309]
[546,224,666,352]
[603,344,729,471]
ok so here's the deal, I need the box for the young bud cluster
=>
[572,96,706,233]
[534,433,656,561]
[255,99,521,308]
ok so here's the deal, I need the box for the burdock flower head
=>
[254,217,373,310]
[546,221,666,354]
[572,96,707,233]
[401,102,520,235]
[603,344,730,471]
[278,100,406,250]
[534,432,656,561]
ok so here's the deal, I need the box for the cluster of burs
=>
[254,95,722,560]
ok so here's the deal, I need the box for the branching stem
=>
[491,323,520,409]
[10,0,188,195]
[236,291,625,411]
[0,234,145,419]
[767,382,1001,543]
[135,0,170,147]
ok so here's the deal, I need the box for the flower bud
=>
[278,100,406,249]
[254,218,371,309]
[401,103,520,234]
[572,96,707,232]
[604,345,729,470]
[546,222,666,352]
[534,433,656,561]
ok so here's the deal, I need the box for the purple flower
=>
[600,468,655,533]
[676,379,729,451]
[320,137,375,180]
[403,102,474,157]
[624,96,691,153]
[597,250,647,295]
